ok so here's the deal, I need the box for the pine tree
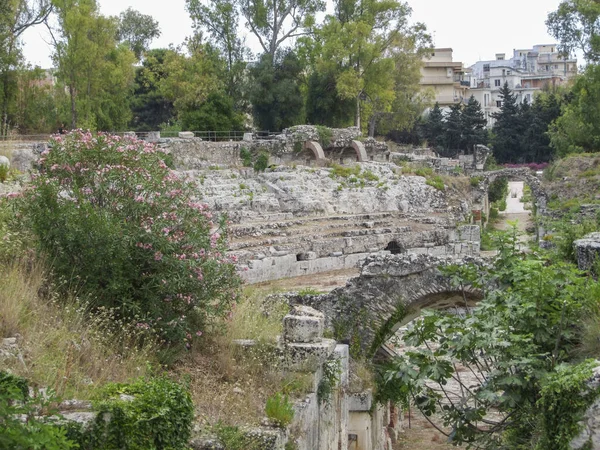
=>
[492,82,521,163]
[444,104,462,154]
[461,95,487,152]
[422,102,445,150]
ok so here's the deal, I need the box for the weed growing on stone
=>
[265,392,295,426]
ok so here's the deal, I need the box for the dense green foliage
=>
[378,230,600,447]
[249,51,305,131]
[421,97,487,155]
[66,376,193,450]
[265,392,295,426]
[18,131,241,344]
[0,371,77,449]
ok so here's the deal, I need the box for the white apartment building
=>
[467,44,577,126]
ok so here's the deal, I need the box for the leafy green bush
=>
[67,376,194,450]
[536,361,600,450]
[19,131,241,345]
[329,163,361,178]
[265,392,294,427]
[0,371,77,450]
[240,147,253,167]
[497,198,507,211]
[253,152,270,172]
[488,176,508,203]
[211,422,265,450]
[315,125,333,148]
[489,207,499,220]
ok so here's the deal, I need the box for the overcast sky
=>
[21,0,564,69]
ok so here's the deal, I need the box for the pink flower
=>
[196,331,203,337]
[154,251,163,261]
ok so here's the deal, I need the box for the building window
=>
[525,94,531,102]
[554,64,558,69]
[494,79,501,87]
[496,100,502,107]
[483,64,490,72]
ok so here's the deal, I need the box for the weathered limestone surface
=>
[575,232,600,271]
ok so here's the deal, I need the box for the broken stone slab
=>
[0,155,9,169]
[179,132,195,139]
[575,232,600,271]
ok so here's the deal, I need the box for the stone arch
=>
[294,253,484,356]
[304,141,326,165]
[351,140,368,162]
[479,168,548,213]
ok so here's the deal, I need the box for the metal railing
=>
[0,130,284,143]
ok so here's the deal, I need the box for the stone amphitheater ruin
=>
[7,126,593,450]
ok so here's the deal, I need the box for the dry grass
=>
[396,412,458,450]
[173,286,315,427]
[0,260,156,399]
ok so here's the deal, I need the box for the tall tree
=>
[492,82,521,163]
[0,0,53,135]
[117,7,161,61]
[186,0,247,102]
[546,0,600,63]
[238,0,324,58]
[521,91,563,162]
[249,50,304,131]
[129,48,176,131]
[549,64,600,156]
[444,103,462,152]
[315,0,426,131]
[50,0,136,130]
[422,102,445,150]
[305,70,354,127]
[460,95,487,152]
[157,44,224,130]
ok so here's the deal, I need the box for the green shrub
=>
[211,422,264,450]
[315,125,333,148]
[414,167,433,177]
[19,131,241,345]
[240,147,252,167]
[497,198,507,211]
[0,163,8,183]
[426,175,445,191]
[489,207,499,220]
[67,376,194,450]
[0,371,77,450]
[470,176,482,187]
[330,163,361,178]
[488,176,508,203]
[254,152,270,172]
[265,392,294,427]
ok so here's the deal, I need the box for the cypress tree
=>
[461,95,487,152]
[423,102,445,150]
[444,104,463,154]
[492,82,521,163]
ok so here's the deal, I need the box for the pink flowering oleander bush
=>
[19,130,241,345]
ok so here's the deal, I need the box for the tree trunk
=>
[69,84,77,129]
[355,95,361,129]
[368,113,378,138]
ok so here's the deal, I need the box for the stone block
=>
[334,344,349,387]
[575,232,600,271]
[179,131,195,139]
[283,315,324,343]
[285,339,337,371]
[331,251,343,257]
[348,392,372,412]
[0,155,10,168]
